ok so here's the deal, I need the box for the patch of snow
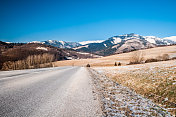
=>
[28,41,42,44]
[163,36,176,42]
[48,40,54,43]
[59,41,65,45]
[76,52,102,58]
[112,37,121,44]
[79,40,104,45]
[164,97,168,101]
[144,36,157,44]
[6,42,12,43]
[65,56,73,60]
[104,43,107,47]
[93,55,103,58]
[36,47,48,51]
[77,52,90,55]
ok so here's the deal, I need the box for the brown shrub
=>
[129,51,144,64]
[86,64,90,67]
[118,62,121,66]
[171,57,176,60]
[114,62,117,66]
[162,54,170,61]
[145,58,158,63]
[145,54,170,63]
[156,54,170,61]
[156,55,162,61]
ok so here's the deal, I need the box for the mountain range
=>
[29,33,176,56]
[30,40,81,48]
[75,33,176,56]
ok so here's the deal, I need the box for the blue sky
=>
[0,0,176,42]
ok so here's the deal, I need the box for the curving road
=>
[0,67,101,117]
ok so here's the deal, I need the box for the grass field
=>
[53,45,176,67]
[53,45,176,115]
[94,60,176,115]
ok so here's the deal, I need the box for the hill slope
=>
[74,33,176,56]
[54,45,176,67]
[0,41,95,70]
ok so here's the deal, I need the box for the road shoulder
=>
[88,68,173,117]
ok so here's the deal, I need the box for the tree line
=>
[1,53,55,70]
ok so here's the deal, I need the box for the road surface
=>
[0,67,101,117]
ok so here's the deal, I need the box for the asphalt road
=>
[0,67,101,117]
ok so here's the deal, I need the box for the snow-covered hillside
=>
[75,33,176,56]
[79,40,104,45]
[29,33,176,56]
[164,36,176,42]
[30,40,81,48]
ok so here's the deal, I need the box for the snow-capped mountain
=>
[108,33,175,45]
[30,40,81,48]
[29,33,176,56]
[163,36,176,42]
[74,33,176,56]
[79,40,104,45]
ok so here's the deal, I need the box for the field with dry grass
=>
[93,60,176,115]
[53,45,176,67]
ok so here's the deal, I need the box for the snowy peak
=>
[142,35,176,45]
[118,33,141,39]
[58,41,65,45]
[108,33,142,44]
[43,40,81,48]
[111,37,122,44]
[163,36,176,42]
[143,36,158,44]
[75,33,176,56]
[119,33,140,37]
[108,33,175,45]
[30,40,81,48]
[28,33,176,56]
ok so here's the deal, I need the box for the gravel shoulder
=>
[88,68,173,117]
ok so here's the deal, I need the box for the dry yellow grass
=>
[53,45,176,67]
[94,60,176,115]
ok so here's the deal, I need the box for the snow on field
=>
[94,60,176,76]
[92,60,176,116]
[36,47,48,51]
[76,52,102,58]
[89,68,173,117]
